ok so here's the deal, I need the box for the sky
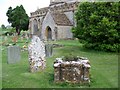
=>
[0,0,50,26]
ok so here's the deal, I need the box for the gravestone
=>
[7,46,21,64]
[45,44,53,57]
[28,35,46,72]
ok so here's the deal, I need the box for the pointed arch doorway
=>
[45,26,52,41]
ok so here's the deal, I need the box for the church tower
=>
[50,0,64,6]
[50,0,64,3]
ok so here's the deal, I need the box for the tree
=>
[6,5,29,35]
[72,2,120,52]
[1,24,6,29]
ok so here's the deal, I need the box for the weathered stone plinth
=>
[54,57,91,84]
[28,35,46,72]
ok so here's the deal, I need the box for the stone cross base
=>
[54,57,91,85]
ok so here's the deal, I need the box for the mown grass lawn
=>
[1,36,118,88]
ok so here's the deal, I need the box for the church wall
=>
[42,11,56,40]
[57,26,73,40]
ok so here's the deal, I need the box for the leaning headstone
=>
[28,35,46,72]
[7,46,21,64]
[45,44,53,57]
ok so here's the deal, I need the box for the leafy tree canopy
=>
[72,2,120,52]
[6,5,29,35]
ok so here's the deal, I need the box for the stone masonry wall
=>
[57,26,73,39]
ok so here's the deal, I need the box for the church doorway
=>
[46,26,52,41]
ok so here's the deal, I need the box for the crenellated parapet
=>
[51,1,79,12]
[30,1,79,18]
[30,7,49,18]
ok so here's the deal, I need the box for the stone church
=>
[29,0,80,40]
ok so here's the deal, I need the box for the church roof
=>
[51,12,73,26]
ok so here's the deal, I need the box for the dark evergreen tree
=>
[6,5,29,35]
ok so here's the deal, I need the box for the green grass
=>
[1,37,118,88]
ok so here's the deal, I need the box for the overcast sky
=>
[0,0,50,26]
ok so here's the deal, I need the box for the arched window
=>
[33,19,38,34]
